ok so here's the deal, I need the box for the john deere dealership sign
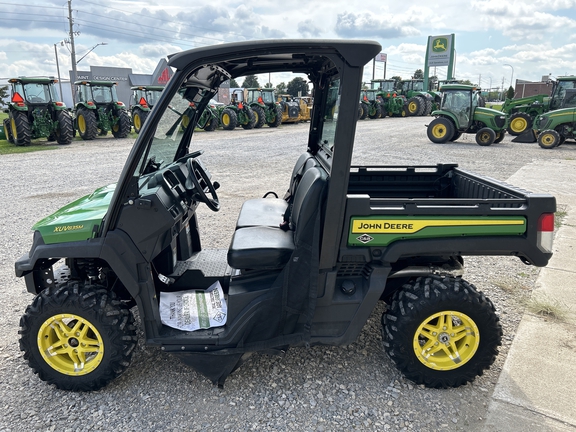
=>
[427,34,454,67]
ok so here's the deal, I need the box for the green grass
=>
[523,292,569,321]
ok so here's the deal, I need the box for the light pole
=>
[76,42,108,65]
[503,63,514,96]
[53,41,65,100]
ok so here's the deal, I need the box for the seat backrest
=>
[285,152,318,200]
[290,166,327,243]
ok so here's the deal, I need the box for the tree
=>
[276,82,287,94]
[241,75,260,88]
[286,77,309,97]
[0,85,8,108]
[391,76,402,86]
[264,82,273,89]
[229,78,240,88]
[413,69,424,79]
[506,85,515,100]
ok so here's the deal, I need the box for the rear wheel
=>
[359,104,368,119]
[507,112,532,136]
[427,117,455,143]
[10,110,31,146]
[251,105,266,128]
[382,275,502,388]
[19,282,137,391]
[55,110,74,145]
[203,113,219,131]
[76,108,97,140]
[220,108,237,130]
[538,129,561,149]
[132,108,149,134]
[476,127,496,146]
[112,110,131,138]
[449,131,462,142]
[369,104,382,119]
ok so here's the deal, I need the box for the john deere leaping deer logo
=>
[433,38,448,52]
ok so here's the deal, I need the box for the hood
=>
[33,183,116,244]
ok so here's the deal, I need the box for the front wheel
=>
[507,112,532,136]
[19,282,137,391]
[538,129,561,149]
[220,108,238,130]
[382,275,502,388]
[494,130,506,143]
[112,110,131,138]
[427,117,455,143]
[476,127,496,146]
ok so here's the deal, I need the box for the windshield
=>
[372,80,395,93]
[262,91,275,104]
[146,89,162,106]
[23,83,55,103]
[412,81,424,91]
[92,86,114,103]
[551,80,576,109]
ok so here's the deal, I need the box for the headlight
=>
[538,116,549,130]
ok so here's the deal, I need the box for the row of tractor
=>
[426,77,576,148]
[2,78,316,146]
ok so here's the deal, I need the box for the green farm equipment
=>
[524,102,576,149]
[219,89,256,130]
[397,79,434,116]
[3,77,73,146]
[427,84,507,146]
[360,89,384,119]
[74,80,131,140]
[371,79,407,117]
[130,85,164,134]
[246,88,283,128]
[503,76,576,137]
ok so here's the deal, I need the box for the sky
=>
[0,0,575,93]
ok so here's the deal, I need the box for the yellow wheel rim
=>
[409,101,418,113]
[222,113,230,126]
[112,119,119,132]
[540,133,555,146]
[78,115,86,134]
[10,117,18,139]
[134,114,141,130]
[413,311,479,371]
[431,123,447,139]
[479,132,490,143]
[510,117,527,133]
[37,313,104,376]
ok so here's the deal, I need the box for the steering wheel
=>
[185,158,220,212]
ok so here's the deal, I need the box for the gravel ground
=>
[0,117,569,431]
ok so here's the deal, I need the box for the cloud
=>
[297,20,322,38]
[335,12,420,39]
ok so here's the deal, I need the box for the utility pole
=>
[68,0,78,103]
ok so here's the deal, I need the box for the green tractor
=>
[371,79,408,117]
[3,77,73,146]
[219,89,256,130]
[426,84,507,146]
[360,89,384,119]
[397,79,435,116]
[245,88,283,128]
[74,80,131,140]
[527,97,576,149]
[130,85,164,134]
[503,76,576,137]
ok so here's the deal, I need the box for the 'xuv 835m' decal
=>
[348,216,526,246]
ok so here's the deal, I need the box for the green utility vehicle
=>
[530,106,576,149]
[130,85,164,134]
[3,77,73,146]
[74,80,131,140]
[15,40,556,392]
[245,88,283,128]
[371,79,407,117]
[398,79,434,116]
[503,76,576,136]
[360,89,384,119]
[427,84,508,146]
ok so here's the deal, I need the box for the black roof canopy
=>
[167,39,382,78]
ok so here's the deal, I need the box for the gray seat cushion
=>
[235,198,288,228]
[227,226,294,269]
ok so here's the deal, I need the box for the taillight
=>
[537,213,554,253]
[55,102,64,106]
[87,101,94,106]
